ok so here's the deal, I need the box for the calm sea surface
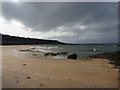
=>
[31,44,118,59]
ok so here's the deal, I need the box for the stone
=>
[23,64,26,66]
[27,77,30,79]
[19,49,30,52]
[67,53,77,59]
[44,53,50,56]
[44,51,68,56]
[60,51,68,55]
[40,84,43,86]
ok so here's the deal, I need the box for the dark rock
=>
[49,52,56,56]
[44,52,57,56]
[40,84,43,86]
[19,49,30,52]
[68,79,71,81]
[27,77,30,79]
[23,64,26,66]
[60,51,68,55]
[67,53,77,59]
[44,53,50,56]
[51,53,57,56]
[44,51,68,57]
[16,80,19,83]
[56,51,68,55]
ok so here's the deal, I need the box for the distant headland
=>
[0,33,66,45]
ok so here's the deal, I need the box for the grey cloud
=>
[2,2,117,31]
[2,2,118,43]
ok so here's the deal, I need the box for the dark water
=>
[31,44,118,59]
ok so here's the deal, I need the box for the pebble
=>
[40,84,43,86]
[16,80,19,83]
[68,79,71,81]
[27,77,30,79]
[23,64,26,66]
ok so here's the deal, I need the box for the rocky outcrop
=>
[44,51,68,56]
[44,52,57,56]
[89,51,120,66]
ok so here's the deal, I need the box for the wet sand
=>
[2,45,118,88]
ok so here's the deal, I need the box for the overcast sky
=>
[0,2,118,43]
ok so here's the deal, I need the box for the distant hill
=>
[0,34,66,45]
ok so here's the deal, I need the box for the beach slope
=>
[2,45,118,88]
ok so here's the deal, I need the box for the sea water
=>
[31,44,118,59]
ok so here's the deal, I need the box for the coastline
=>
[2,45,118,88]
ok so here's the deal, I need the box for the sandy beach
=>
[2,45,118,88]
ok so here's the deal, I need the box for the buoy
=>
[93,49,96,52]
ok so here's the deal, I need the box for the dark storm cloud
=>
[2,2,118,43]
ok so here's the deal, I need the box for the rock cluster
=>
[19,48,78,60]
[44,51,68,56]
